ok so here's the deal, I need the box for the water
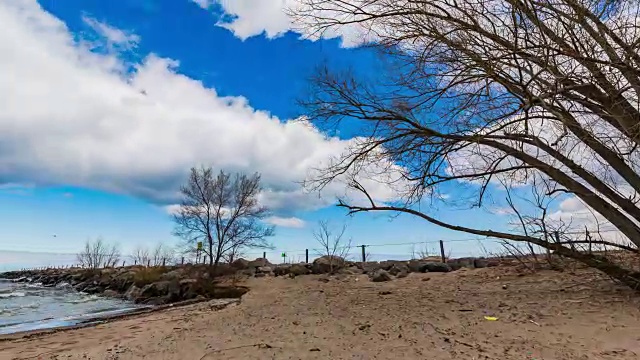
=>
[0,278,145,335]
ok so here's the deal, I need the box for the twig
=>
[199,343,277,359]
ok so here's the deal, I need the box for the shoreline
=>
[0,296,240,342]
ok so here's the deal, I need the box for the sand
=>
[2,266,640,360]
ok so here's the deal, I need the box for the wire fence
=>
[7,229,634,272]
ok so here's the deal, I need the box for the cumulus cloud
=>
[0,0,403,214]
[264,216,306,228]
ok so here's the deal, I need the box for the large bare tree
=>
[292,0,640,288]
[77,237,121,269]
[173,167,275,272]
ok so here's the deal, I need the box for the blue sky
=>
[0,0,550,267]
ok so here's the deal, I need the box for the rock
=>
[160,269,184,281]
[273,265,291,277]
[254,272,266,278]
[419,262,451,273]
[312,256,346,274]
[102,289,120,298]
[231,258,250,269]
[396,271,409,278]
[248,258,271,268]
[407,260,426,273]
[124,285,142,301]
[290,264,311,276]
[257,266,273,274]
[142,296,169,305]
[388,263,410,276]
[369,269,392,282]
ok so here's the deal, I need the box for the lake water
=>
[0,278,145,335]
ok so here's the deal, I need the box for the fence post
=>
[122,260,125,267]
[305,249,309,263]
[181,257,184,265]
[263,251,266,259]
[439,240,446,263]
[162,258,166,267]
[147,260,150,267]
[361,245,366,263]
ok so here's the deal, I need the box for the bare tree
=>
[313,220,352,273]
[131,245,151,266]
[151,242,175,266]
[173,167,275,273]
[293,0,640,288]
[77,237,120,269]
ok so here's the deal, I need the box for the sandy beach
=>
[2,266,640,360]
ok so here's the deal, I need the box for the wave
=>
[0,291,26,299]
[66,295,100,304]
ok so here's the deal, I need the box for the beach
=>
[2,266,640,360]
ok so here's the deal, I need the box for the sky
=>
[0,0,606,268]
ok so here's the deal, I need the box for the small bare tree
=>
[151,242,175,266]
[77,237,120,269]
[131,245,151,266]
[313,220,352,273]
[173,167,275,273]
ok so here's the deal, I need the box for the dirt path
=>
[2,267,640,359]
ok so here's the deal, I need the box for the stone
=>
[312,256,346,274]
[257,266,273,274]
[289,264,311,276]
[102,289,120,298]
[231,258,250,270]
[419,262,452,273]
[369,269,392,282]
[388,263,410,276]
[248,258,271,268]
[273,265,291,277]
[124,285,142,301]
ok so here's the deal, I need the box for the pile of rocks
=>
[229,255,498,282]
[0,265,248,305]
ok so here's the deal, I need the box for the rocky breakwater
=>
[0,265,249,306]
[229,255,501,282]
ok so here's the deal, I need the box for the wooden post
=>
[181,257,184,265]
[361,245,366,263]
[439,240,446,263]
[147,260,151,267]
[263,251,266,259]
[134,260,137,265]
[305,249,309,263]
[122,260,125,267]
[162,258,166,267]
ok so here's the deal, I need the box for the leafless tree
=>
[151,242,175,266]
[77,237,121,269]
[173,167,275,273]
[131,245,151,266]
[293,0,640,288]
[313,220,352,272]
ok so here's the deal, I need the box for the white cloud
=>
[82,16,139,50]
[264,216,306,228]
[191,0,215,9]
[0,1,403,214]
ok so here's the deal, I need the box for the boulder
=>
[289,264,311,276]
[273,265,291,277]
[257,266,273,274]
[369,269,392,282]
[102,289,120,298]
[360,262,382,274]
[419,262,452,273]
[312,256,346,274]
[231,258,250,270]
[124,285,142,301]
[248,258,271,268]
[388,263,410,276]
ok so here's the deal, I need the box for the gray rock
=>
[231,258,250,270]
[419,262,451,273]
[289,264,311,276]
[312,255,346,274]
[369,269,392,282]
[388,263,410,276]
[124,285,142,301]
[257,266,273,274]
[102,289,120,298]
[248,258,271,268]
